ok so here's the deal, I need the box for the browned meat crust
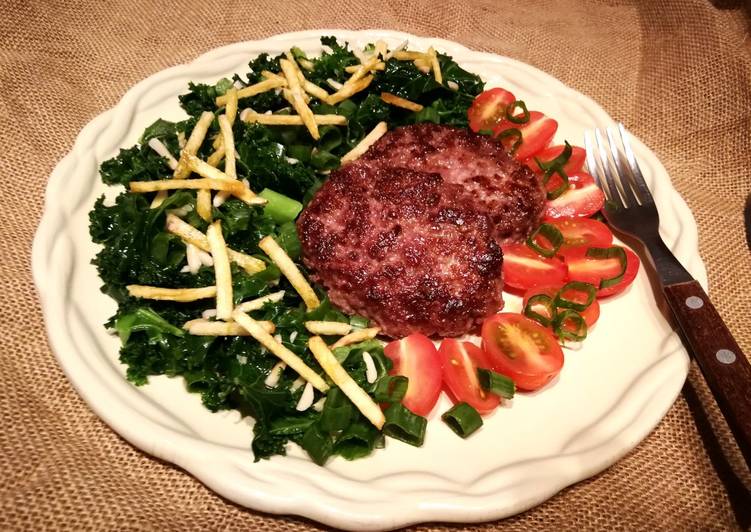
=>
[297,161,504,338]
[297,124,545,337]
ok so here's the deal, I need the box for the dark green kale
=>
[178,82,220,116]
[305,36,359,86]
[235,123,318,200]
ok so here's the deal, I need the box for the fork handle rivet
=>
[685,296,703,309]
[716,349,737,364]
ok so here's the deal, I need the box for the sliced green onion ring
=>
[553,309,588,342]
[545,172,570,200]
[441,402,483,438]
[477,368,516,399]
[586,246,628,289]
[523,293,556,327]
[496,128,523,154]
[537,141,573,176]
[554,281,597,312]
[505,100,530,124]
[382,403,427,447]
[373,375,408,403]
[526,223,564,258]
[536,141,573,200]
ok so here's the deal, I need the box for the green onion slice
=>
[526,223,564,258]
[496,128,523,154]
[441,403,483,438]
[373,375,408,403]
[536,141,573,176]
[259,188,303,224]
[554,281,597,312]
[585,246,628,289]
[545,172,570,200]
[477,369,516,399]
[523,293,556,327]
[553,309,588,342]
[505,100,530,124]
[382,403,427,447]
[349,315,370,328]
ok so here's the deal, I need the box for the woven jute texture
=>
[2,0,750,530]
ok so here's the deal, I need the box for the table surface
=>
[2,0,750,530]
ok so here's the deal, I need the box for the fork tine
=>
[583,130,609,197]
[618,123,654,204]
[594,128,626,209]
[605,127,640,207]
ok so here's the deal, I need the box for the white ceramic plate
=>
[32,29,707,531]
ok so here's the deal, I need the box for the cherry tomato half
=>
[438,339,500,415]
[544,172,606,219]
[501,242,568,291]
[560,245,641,298]
[494,110,558,161]
[383,333,442,416]
[547,217,613,249]
[467,88,516,133]
[481,313,564,391]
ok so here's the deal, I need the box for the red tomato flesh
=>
[547,217,613,249]
[494,110,558,161]
[383,333,442,416]
[544,172,605,219]
[501,242,567,291]
[481,313,564,391]
[522,285,600,328]
[525,145,586,176]
[560,246,641,298]
[467,88,516,133]
[438,339,500,414]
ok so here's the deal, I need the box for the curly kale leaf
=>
[305,36,359,86]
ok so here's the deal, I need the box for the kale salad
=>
[89,36,484,465]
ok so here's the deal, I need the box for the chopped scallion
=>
[526,223,564,258]
[554,281,597,312]
[523,293,555,327]
[441,403,483,438]
[553,309,588,342]
[349,314,370,328]
[505,100,530,124]
[373,375,408,403]
[259,188,303,224]
[382,403,427,447]
[477,368,516,399]
[496,128,523,154]
[585,246,627,288]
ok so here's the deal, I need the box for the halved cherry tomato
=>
[494,111,558,161]
[547,217,613,249]
[525,145,586,176]
[522,285,600,328]
[438,340,500,414]
[560,246,640,298]
[544,172,605,219]
[481,313,564,391]
[467,88,516,133]
[501,242,567,291]
[383,333,442,416]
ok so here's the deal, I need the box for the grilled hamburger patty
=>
[361,123,545,243]
[297,124,545,338]
[297,161,504,338]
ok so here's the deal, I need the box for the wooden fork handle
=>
[663,280,751,469]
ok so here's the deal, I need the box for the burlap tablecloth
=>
[2,0,750,530]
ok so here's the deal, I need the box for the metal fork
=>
[585,124,751,470]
